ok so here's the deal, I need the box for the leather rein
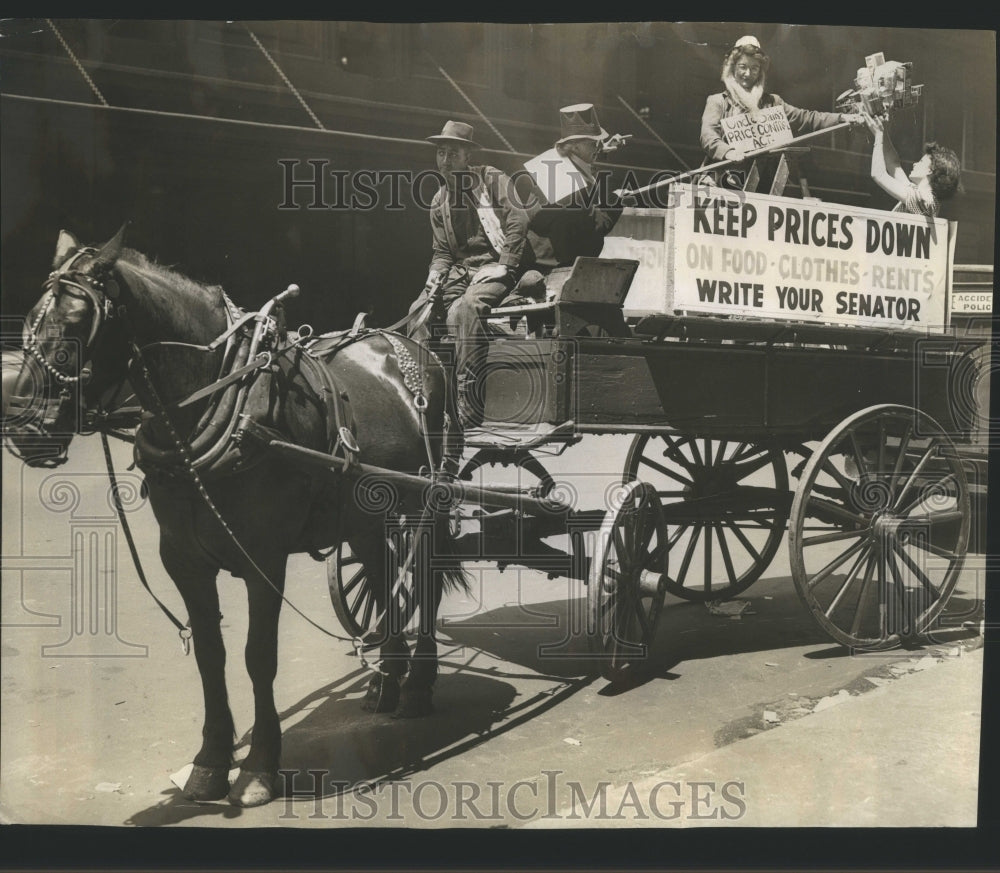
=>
[16,258,439,661]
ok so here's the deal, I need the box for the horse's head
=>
[3,227,131,467]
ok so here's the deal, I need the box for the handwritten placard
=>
[524,148,591,205]
[720,105,794,157]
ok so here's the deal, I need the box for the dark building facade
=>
[1,20,995,330]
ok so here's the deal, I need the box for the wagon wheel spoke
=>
[892,442,937,511]
[702,521,713,593]
[341,565,366,598]
[896,472,959,518]
[898,473,958,518]
[716,524,738,588]
[806,534,869,592]
[729,441,756,463]
[637,505,656,556]
[888,423,913,501]
[818,458,856,494]
[625,495,650,561]
[723,519,763,566]
[672,522,702,586]
[614,523,631,566]
[876,419,887,474]
[729,451,776,480]
[806,495,869,528]
[347,583,369,616]
[687,437,704,468]
[824,543,872,618]
[639,454,693,487]
[849,553,878,638]
[659,434,699,474]
[885,546,910,632]
[630,586,652,639]
[802,528,867,548]
[892,541,943,603]
[899,510,966,528]
[667,523,690,549]
[905,538,960,561]
[848,431,869,478]
[712,439,729,467]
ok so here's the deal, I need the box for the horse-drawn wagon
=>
[1,181,988,805]
[326,182,987,680]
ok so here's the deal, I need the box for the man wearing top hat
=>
[408,119,531,429]
[520,103,626,273]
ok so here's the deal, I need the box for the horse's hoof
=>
[393,687,434,718]
[228,770,279,807]
[362,673,400,713]
[182,764,230,802]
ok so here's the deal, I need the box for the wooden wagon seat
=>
[490,257,639,339]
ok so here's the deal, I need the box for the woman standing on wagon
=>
[700,35,861,187]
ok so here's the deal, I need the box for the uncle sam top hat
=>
[555,103,608,146]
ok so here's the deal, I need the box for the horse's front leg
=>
[161,545,233,802]
[227,558,286,808]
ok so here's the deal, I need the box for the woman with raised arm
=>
[863,111,962,217]
[700,35,862,187]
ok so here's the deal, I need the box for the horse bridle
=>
[3,247,135,465]
[22,247,119,390]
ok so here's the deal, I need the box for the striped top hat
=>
[556,103,608,146]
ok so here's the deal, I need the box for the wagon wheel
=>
[327,525,418,639]
[788,404,970,650]
[623,435,789,601]
[588,481,669,683]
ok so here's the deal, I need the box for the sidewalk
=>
[526,643,984,828]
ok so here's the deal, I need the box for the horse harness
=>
[16,257,444,656]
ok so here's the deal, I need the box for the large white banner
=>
[667,182,952,331]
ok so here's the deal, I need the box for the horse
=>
[2,227,468,807]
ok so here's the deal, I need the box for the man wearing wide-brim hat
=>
[407,119,531,431]
[519,103,626,271]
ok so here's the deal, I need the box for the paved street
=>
[1,433,987,828]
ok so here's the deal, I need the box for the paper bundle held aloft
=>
[836,52,923,118]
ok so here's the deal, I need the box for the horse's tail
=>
[433,506,471,595]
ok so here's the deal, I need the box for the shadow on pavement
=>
[123,650,591,823]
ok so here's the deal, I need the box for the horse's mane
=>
[114,247,225,341]
[117,248,219,302]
